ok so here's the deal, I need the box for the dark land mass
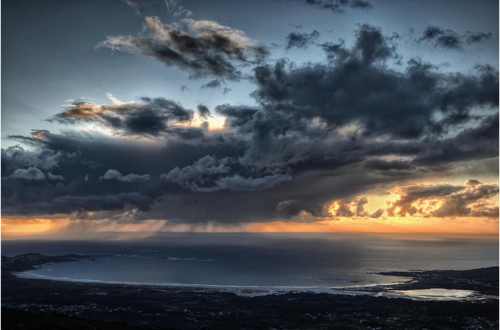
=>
[1,254,499,329]
[378,267,499,295]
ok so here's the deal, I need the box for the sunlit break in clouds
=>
[2,0,498,238]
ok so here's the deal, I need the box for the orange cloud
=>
[328,196,383,218]
[385,179,499,218]
[326,179,499,220]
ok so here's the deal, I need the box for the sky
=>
[2,0,499,238]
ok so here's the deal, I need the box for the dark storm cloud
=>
[197,104,212,119]
[1,130,243,217]
[322,26,398,65]
[276,200,324,218]
[215,105,259,126]
[466,32,493,44]
[354,24,395,63]
[304,0,372,13]
[161,155,291,192]
[47,172,65,181]
[98,17,269,80]
[420,26,492,50]
[363,159,416,173]
[249,25,498,142]
[1,146,64,174]
[49,97,194,137]
[413,113,499,166]
[100,169,151,183]
[420,26,462,49]
[286,30,320,49]
[53,193,154,212]
[201,79,222,89]
[9,167,46,180]
[3,24,498,222]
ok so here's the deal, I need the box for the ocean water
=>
[3,233,498,289]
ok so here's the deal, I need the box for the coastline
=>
[3,253,499,329]
[4,252,499,301]
[14,269,496,301]
[13,270,396,297]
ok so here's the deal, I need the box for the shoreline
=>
[5,253,498,301]
[14,271,390,296]
[14,270,495,301]
[4,254,498,329]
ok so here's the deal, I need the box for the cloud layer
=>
[419,26,492,50]
[3,23,498,225]
[286,30,320,49]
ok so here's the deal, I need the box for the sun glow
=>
[2,214,498,240]
[1,217,72,237]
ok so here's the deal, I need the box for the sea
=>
[2,233,498,293]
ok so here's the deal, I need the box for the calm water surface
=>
[3,233,498,289]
